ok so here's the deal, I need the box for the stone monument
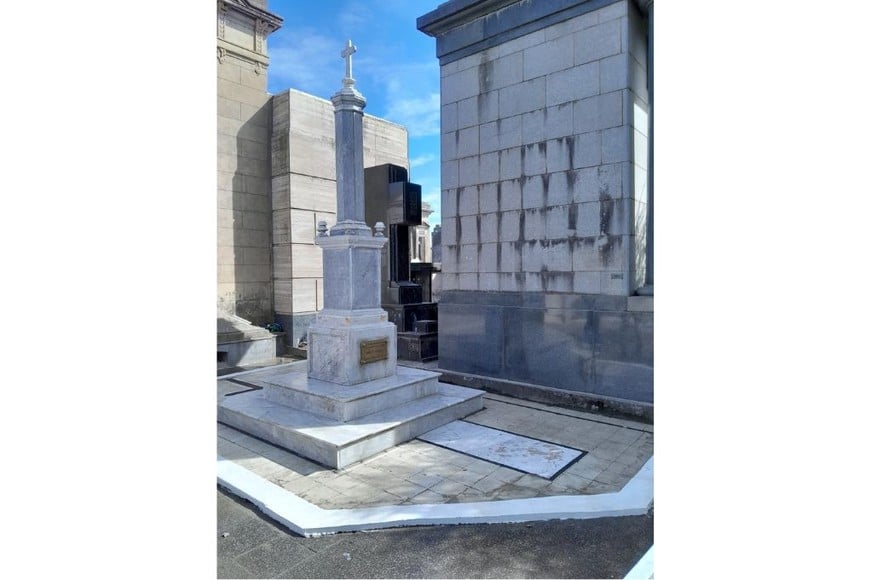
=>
[364,164,440,362]
[218,41,483,469]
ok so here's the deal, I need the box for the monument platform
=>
[217,312,281,369]
[218,362,483,469]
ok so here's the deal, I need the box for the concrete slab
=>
[418,420,584,478]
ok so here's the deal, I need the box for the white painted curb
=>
[624,545,654,579]
[217,455,653,537]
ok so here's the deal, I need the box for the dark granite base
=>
[397,331,438,362]
[438,290,652,404]
[383,303,438,333]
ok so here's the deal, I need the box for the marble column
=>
[306,40,396,385]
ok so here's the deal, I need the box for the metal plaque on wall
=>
[360,338,389,364]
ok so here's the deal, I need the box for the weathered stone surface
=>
[418,0,652,403]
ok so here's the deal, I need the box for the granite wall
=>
[419,0,653,404]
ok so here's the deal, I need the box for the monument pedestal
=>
[219,362,482,469]
[218,223,483,469]
[216,43,483,470]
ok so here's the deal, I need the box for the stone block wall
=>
[420,0,653,403]
[217,0,281,325]
[438,0,645,296]
[271,90,409,346]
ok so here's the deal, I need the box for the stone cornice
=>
[418,0,648,64]
[416,0,519,37]
[219,0,282,32]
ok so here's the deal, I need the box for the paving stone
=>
[321,474,368,495]
[406,489,447,504]
[562,454,611,481]
[582,479,619,494]
[384,480,429,500]
[406,470,445,489]
[332,480,386,504]
[445,467,490,487]
[259,448,321,475]
[611,446,653,468]
[589,440,631,461]
[299,483,348,507]
[556,472,596,492]
[605,427,643,447]
[514,473,555,491]
[541,480,575,495]
[471,472,514,494]
[445,452,482,470]
[270,470,303,489]
[281,475,320,495]
[431,478,472,497]
[594,464,632,487]
[237,456,292,480]
[492,484,539,501]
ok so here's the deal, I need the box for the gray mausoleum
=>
[418,0,653,407]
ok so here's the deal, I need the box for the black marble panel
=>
[594,310,653,366]
[503,307,595,390]
[590,360,654,403]
[438,303,504,375]
[438,290,653,403]
[383,303,439,332]
[397,332,439,362]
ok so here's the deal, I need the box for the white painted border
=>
[217,455,653,537]
[624,545,654,579]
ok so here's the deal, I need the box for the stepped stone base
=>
[218,311,280,368]
[218,363,484,469]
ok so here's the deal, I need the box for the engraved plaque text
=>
[360,338,388,364]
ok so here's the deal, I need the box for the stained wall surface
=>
[420,0,653,403]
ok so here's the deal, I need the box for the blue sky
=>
[265,0,445,226]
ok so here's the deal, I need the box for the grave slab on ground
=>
[418,420,585,478]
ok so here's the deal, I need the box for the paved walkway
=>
[217,359,654,577]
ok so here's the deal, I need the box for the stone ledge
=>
[627,295,653,312]
[437,368,653,423]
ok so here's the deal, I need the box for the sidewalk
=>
[217,360,654,574]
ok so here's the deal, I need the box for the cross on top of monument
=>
[341,39,357,83]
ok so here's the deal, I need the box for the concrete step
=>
[218,382,484,469]
[262,366,442,422]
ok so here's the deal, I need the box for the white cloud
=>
[384,92,441,137]
[410,153,436,168]
[267,29,343,98]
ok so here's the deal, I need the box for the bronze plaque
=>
[360,338,389,364]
